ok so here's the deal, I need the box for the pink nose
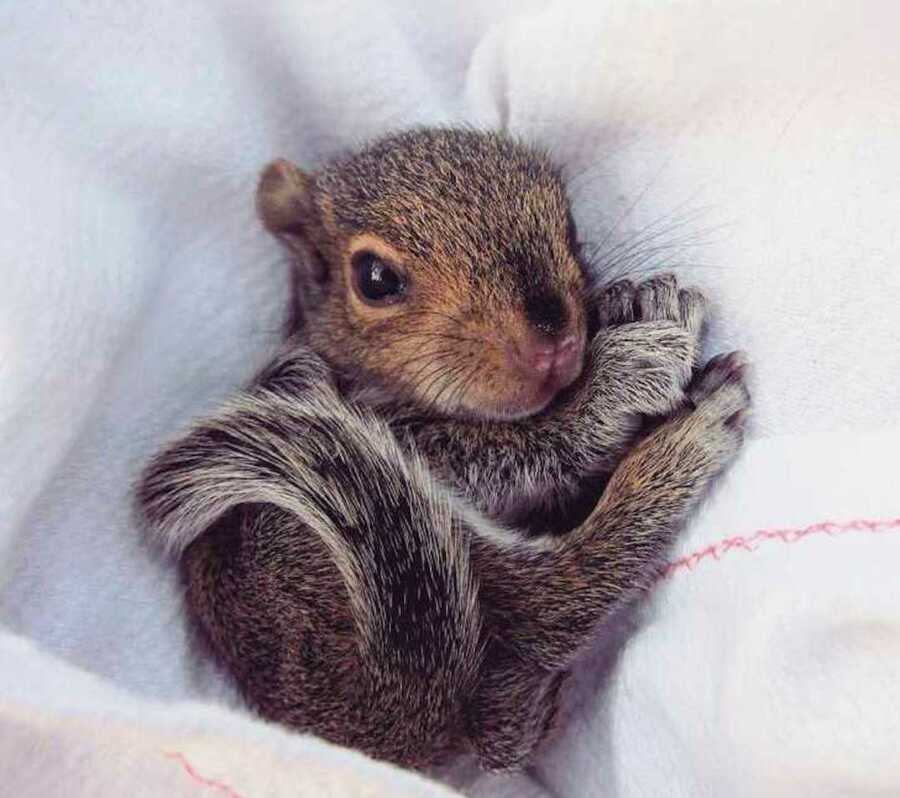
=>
[516,333,584,385]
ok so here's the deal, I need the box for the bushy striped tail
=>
[137,349,482,765]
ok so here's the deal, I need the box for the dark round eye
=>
[353,252,407,305]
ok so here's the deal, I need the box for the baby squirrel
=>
[138,128,750,771]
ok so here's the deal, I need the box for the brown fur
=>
[259,128,587,420]
[138,128,750,772]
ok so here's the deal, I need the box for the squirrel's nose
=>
[514,332,584,387]
[550,334,583,383]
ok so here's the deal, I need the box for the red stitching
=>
[164,751,246,798]
[661,517,900,579]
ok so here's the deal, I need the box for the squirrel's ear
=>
[257,159,315,250]
[257,159,329,286]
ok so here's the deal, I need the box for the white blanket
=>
[2,1,899,795]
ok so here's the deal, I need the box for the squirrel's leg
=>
[465,352,749,768]
[406,275,707,521]
[464,656,566,770]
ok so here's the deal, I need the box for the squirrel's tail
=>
[138,376,482,766]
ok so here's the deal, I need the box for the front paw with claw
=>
[588,273,709,417]
[596,273,707,340]
[642,347,751,466]
[588,322,697,418]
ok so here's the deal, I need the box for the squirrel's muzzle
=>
[509,328,585,406]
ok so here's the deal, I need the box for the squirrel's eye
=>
[353,252,407,305]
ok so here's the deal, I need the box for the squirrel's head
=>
[257,128,587,420]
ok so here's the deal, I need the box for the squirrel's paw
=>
[595,279,637,327]
[590,321,698,417]
[636,273,707,338]
[683,350,751,467]
[595,273,707,340]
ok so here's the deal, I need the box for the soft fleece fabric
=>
[1,1,898,795]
